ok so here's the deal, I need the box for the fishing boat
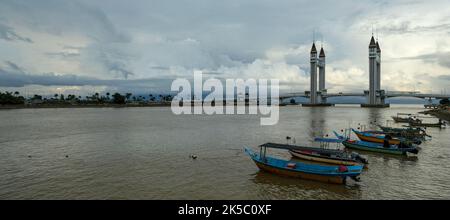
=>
[283,140,368,166]
[378,125,427,137]
[244,144,364,184]
[334,131,419,155]
[363,130,424,144]
[391,113,421,123]
[352,129,402,145]
[408,119,446,128]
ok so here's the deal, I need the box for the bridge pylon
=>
[361,36,389,107]
[302,42,333,107]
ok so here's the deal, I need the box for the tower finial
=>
[376,26,379,41]
[313,29,316,44]
[321,35,323,48]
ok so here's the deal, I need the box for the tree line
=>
[0,91,173,105]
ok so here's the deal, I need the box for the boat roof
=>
[259,142,308,150]
[314,137,343,143]
[259,142,343,151]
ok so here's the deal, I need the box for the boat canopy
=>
[259,142,343,152]
[314,137,343,143]
[259,142,310,151]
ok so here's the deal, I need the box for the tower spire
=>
[321,35,323,48]
[376,26,378,41]
[371,23,374,36]
[313,29,316,44]
[319,47,325,57]
[311,42,317,53]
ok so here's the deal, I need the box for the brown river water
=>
[0,105,449,199]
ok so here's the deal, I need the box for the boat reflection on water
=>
[250,171,362,200]
[307,107,327,141]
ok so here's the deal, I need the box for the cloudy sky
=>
[1,0,450,96]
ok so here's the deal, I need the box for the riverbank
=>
[0,103,172,109]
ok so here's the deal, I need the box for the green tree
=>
[33,94,42,100]
[112,93,126,104]
[0,91,25,105]
[125,93,132,101]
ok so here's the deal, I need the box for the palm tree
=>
[125,93,132,101]
[14,91,19,96]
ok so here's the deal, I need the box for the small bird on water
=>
[190,154,197,160]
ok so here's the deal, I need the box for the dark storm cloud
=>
[0,0,129,43]
[0,23,33,43]
[377,21,450,34]
[437,75,450,81]
[399,52,450,68]
[0,68,172,89]
[4,61,25,73]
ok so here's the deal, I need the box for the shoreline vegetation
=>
[0,91,174,109]
[0,91,278,110]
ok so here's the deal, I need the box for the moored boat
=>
[244,145,363,184]
[352,129,402,145]
[281,140,368,166]
[392,116,417,123]
[363,130,424,144]
[391,113,421,123]
[408,119,446,128]
[377,125,429,138]
[334,131,419,155]
[364,129,426,139]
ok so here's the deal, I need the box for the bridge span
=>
[280,92,450,100]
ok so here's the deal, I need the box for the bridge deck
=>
[279,92,449,99]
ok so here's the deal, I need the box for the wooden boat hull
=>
[391,116,413,123]
[364,130,426,142]
[342,141,407,155]
[289,150,361,166]
[354,132,401,145]
[252,159,346,184]
[245,148,363,184]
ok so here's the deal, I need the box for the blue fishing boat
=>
[334,131,419,155]
[244,144,363,184]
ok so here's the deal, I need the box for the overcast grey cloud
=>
[1,0,450,96]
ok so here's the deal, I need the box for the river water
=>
[0,105,449,199]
